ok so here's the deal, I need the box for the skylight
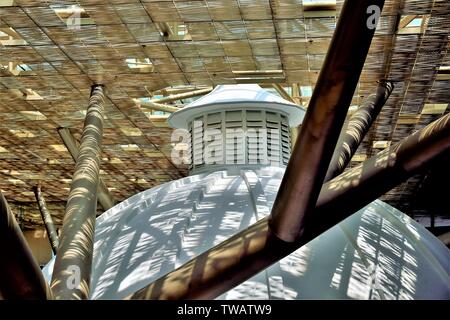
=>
[19,111,47,120]
[9,129,35,138]
[51,4,94,28]
[437,66,450,80]
[303,0,336,11]
[50,145,68,152]
[0,0,15,7]
[407,18,423,28]
[24,89,43,101]
[398,15,427,34]
[232,70,283,75]
[351,154,367,162]
[17,64,31,71]
[120,144,141,151]
[397,114,420,125]
[126,58,154,73]
[300,86,313,97]
[8,178,25,185]
[144,111,171,118]
[1,62,32,76]
[0,27,27,46]
[120,127,143,137]
[232,70,285,83]
[421,104,448,115]
[109,158,123,164]
[155,22,192,41]
[372,141,391,149]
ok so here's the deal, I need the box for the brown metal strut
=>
[324,80,394,182]
[0,191,53,299]
[269,0,386,243]
[34,185,60,255]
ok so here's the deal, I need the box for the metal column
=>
[324,81,394,181]
[151,87,212,104]
[57,127,116,211]
[269,0,386,242]
[0,191,52,299]
[34,185,59,255]
[129,111,450,300]
[50,85,105,300]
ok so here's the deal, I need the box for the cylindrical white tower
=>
[168,84,305,174]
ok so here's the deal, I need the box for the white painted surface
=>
[43,167,450,300]
[168,84,306,128]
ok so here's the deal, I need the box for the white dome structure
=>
[43,85,450,300]
[168,84,305,129]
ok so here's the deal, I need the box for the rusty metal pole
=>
[128,111,450,300]
[33,185,59,255]
[50,85,105,300]
[324,81,394,182]
[0,191,53,299]
[269,0,386,242]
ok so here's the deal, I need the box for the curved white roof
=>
[168,84,306,129]
[43,167,450,300]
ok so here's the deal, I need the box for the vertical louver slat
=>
[246,110,265,165]
[266,112,282,166]
[188,122,193,171]
[224,110,244,164]
[192,116,204,169]
[205,113,223,165]
[188,109,291,171]
[281,115,291,165]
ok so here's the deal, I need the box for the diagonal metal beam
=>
[133,99,180,113]
[272,83,296,104]
[128,110,450,300]
[151,87,212,104]
[290,83,302,144]
[0,191,52,299]
[398,15,417,29]
[269,0,386,242]
[57,127,116,211]
[324,80,394,182]
[33,185,59,255]
[291,83,302,106]
[51,85,105,300]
